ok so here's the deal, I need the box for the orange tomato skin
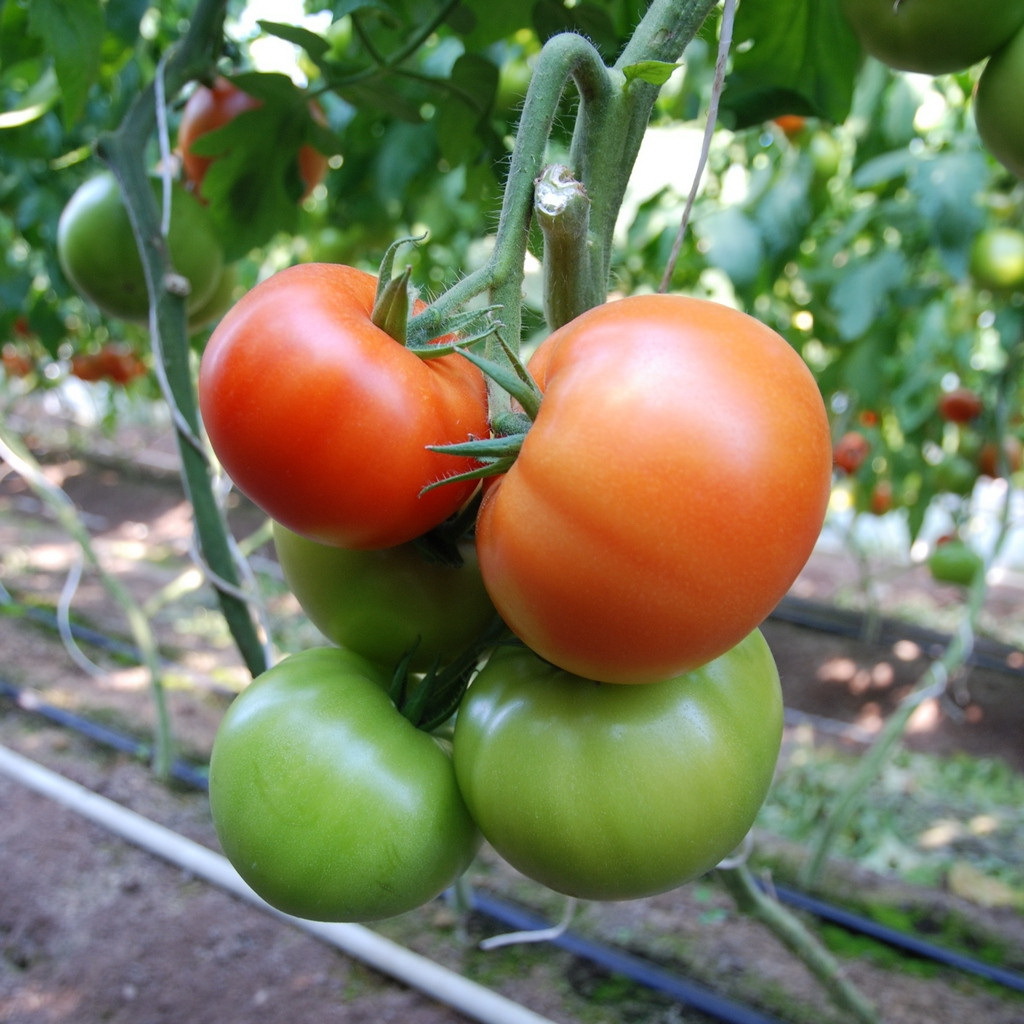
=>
[476,294,832,684]
[198,264,489,549]
[179,77,328,200]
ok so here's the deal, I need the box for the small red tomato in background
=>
[773,114,806,139]
[978,436,1023,477]
[178,77,329,201]
[938,387,983,424]
[833,430,871,474]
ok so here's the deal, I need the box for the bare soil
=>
[1,424,1023,1024]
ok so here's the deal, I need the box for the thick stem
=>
[94,0,270,681]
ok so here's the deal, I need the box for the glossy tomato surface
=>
[209,646,480,921]
[453,629,783,901]
[57,172,223,322]
[840,0,1024,74]
[198,263,489,548]
[179,77,328,200]
[273,522,496,670]
[976,26,1024,180]
[475,293,831,684]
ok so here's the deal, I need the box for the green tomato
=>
[209,647,480,921]
[976,26,1024,180]
[932,453,978,497]
[273,523,496,670]
[840,0,1024,74]
[452,630,783,901]
[188,262,239,333]
[928,540,984,586]
[57,171,224,322]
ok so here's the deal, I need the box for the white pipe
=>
[0,744,556,1024]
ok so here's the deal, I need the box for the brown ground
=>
[1,422,1023,1024]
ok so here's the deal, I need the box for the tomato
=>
[95,343,146,385]
[833,430,871,474]
[209,646,480,922]
[928,539,983,586]
[198,263,490,549]
[978,435,1023,477]
[938,387,983,424]
[773,114,806,139]
[932,453,978,496]
[178,77,328,201]
[839,0,1024,74]
[976,25,1024,180]
[475,294,831,685]
[970,227,1024,291]
[273,522,496,670]
[188,262,239,333]
[2,344,33,377]
[453,629,783,901]
[867,479,894,516]
[57,172,224,323]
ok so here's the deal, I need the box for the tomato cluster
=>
[203,270,831,920]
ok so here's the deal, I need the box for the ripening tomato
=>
[209,647,480,921]
[453,629,783,901]
[178,77,328,201]
[475,294,832,685]
[938,387,983,424]
[833,430,871,474]
[198,263,489,548]
[840,0,1024,74]
[978,435,1023,477]
[273,522,496,670]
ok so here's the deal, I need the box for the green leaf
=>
[26,0,105,127]
[722,0,861,128]
[829,248,906,341]
[258,20,331,59]
[435,53,497,166]
[0,63,59,129]
[623,61,682,87]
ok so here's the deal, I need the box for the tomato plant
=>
[57,171,224,323]
[475,294,832,684]
[976,24,1024,179]
[178,77,328,201]
[209,646,480,922]
[839,0,1024,74]
[198,263,489,549]
[453,629,783,901]
[273,522,496,671]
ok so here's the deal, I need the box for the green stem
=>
[94,0,269,681]
[717,864,880,1024]
[0,427,176,781]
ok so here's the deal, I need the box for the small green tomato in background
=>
[452,629,783,901]
[927,539,984,587]
[209,647,480,922]
[273,522,496,670]
[57,171,224,322]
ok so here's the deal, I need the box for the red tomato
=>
[978,436,1023,477]
[198,263,490,549]
[178,77,328,200]
[475,294,832,684]
[773,114,807,139]
[938,387,983,424]
[833,430,871,474]
[2,344,33,377]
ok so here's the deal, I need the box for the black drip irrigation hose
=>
[3,678,1023,1008]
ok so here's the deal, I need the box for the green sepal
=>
[407,305,503,357]
[419,453,519,496]
[454,335,543,420]
[371,265,413,344]
[427,433,527,460]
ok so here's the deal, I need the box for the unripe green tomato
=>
[976,25,1024,180]
[927,540,983,586]
[840,0,1024,74]
[188,262,239,333]
[273,522,497,671]
[57,172,224,322]
[969,227,1024,291]
[453,629,783,901]
[209,646,480,921]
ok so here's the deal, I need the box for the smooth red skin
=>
[938,388,983,425]
[179,77,328,199]
[198,264,489,549]
[476,294,832,685]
